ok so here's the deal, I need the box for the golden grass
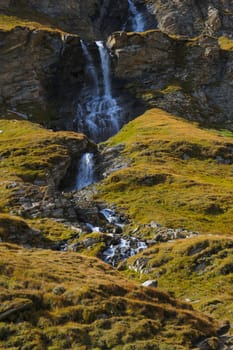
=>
[96,108,233,235]
[125,235,233,325]
[0,118,86,210]
[0,243,218,349]
[218,36,233,51]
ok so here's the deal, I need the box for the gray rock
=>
[52,286,66,295]
[108,30,233,129]
[142,280,158,288]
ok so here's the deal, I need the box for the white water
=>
[96,41,111,97]
[102,237,148,266]
[100,208,124,228]
[75,153,95,190]
[75,41,121,143]
[80,40,99,96]
[128,0,146,32]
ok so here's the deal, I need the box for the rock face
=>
[108,30,233,129]
[0,27,86,128]
[0,27,65,108]
[2,0,128,40]
[1,2,233,130]
[145,0,233,37]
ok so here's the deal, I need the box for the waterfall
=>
[75,41,122,143]
[128,0,146,32]
[75,153,95,190]
[96,41,111,97]
[80,40,99,96]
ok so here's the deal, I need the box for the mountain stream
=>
[71,1,153,264]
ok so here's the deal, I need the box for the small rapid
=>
[87,207,148,266]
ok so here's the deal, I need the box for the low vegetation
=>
[0,243,219,349]
[123,235,233,325]
[96,108,233,235]
[0,118,86,210]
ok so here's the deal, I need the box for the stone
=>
[142,280,158,288]
[52,286,66,295]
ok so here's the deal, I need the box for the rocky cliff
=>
[145,0,233,37]
[108,30,233,129]
[1,0,233,130]
[0,0,128,40]
[0,26,86,127]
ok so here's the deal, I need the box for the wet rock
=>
[102,236,147,266]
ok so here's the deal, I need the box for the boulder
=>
[142,280,158,288]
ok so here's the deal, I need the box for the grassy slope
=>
[124,235,233,325]
[96,108,233,235]
[0,243,219,350]
[0,118,90,246]
[0,119,85,207]
[95,108,233,329]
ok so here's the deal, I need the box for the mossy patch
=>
[218,36,233,51]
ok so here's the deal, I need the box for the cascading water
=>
[80,40,99,96]
[75,152,95,190]
[127,0,146,32]
[75,40,122,143]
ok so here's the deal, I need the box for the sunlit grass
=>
[125,235,233,325]
[96,108,233,234]
[0,243,218,349]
